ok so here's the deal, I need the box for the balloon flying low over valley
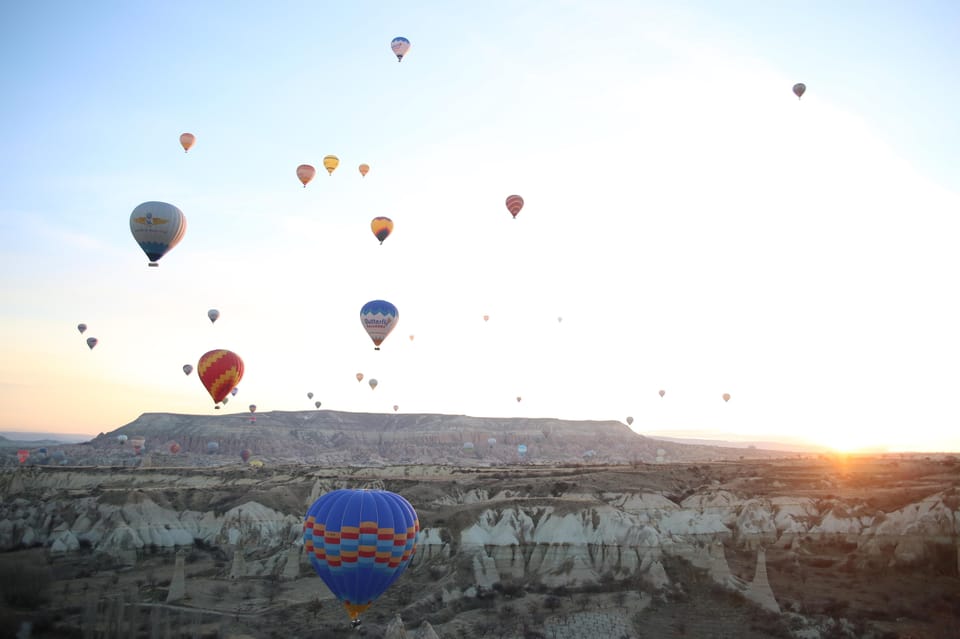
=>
[1,1,959,453]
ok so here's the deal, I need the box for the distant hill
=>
[647,434,830,453]
[0,432,93,447]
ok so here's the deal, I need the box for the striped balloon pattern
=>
[197,349,244,405]
[129,201,187,266]
[303,489,419,625]
[360,300,398,350]
[390,37,410,62]
[370,217,394,244]
[505,194,524,218]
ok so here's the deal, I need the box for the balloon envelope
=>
[356,373,364,382]
[198,349,244,405]
[303,489,419,624]
[17,450,29,464]
[360,300,398,350]
[391,37,411,61]
[323,155,340,175]
[359,163,370,177]
[793,83,806,99]
[249,404,257,413]
[722,393,731,402]
[370,217,394,244]
[505,195,524,219]
[207,441,219,454]
[183,364,193,376]
[208,309,220,324]
[179,132,195,152]
[369,379,378,390]
[315,400,322,408]
[659,389,666,398]
[626,416,634,426]
[231,387,239,397]
[77,323,87,334]
[169,442,181,454]
[297,164,316,187]
[130,201,187,267]
[393,405,399,412]
[86,337,98,350]
[240,449,251,462]
[308,392,314,399]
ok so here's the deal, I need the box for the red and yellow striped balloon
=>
[198,349,244,405]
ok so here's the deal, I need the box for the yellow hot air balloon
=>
[323,155,340,176]
[297,164,316,187]
[179,133,196,153]
[359,163,370,177]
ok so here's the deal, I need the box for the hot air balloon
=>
[231,387,239,397]
[393,405,399,412]
[315,401,322,409]
[308,392,314,400]
[323,155,340,175]
[303,489,419,627]
[240,449,251,463]
[36,448,47,457]
[207,441,219,454]
[183,364,193,376]
[208,309,220,324]
[117,435,128,444]
[360,300,398,350]
[86,337,98,350]
[198,349,244,406]
[249,460,264,468]
[77,323,87,334]
[505,195,524,219]
[516,396,522,402]
[722,393,731,402]
[356,373,364,383]
[17,450,29,464]
[370,217,394,244]
[409,335,414,341]
[169,442,181,454]
[391,37,411,62]
[179,132,196,153]
[221,397,229,406]
[557,317,562,323]
[793,83,806,99]
[359,163,370,177]
[463,442,474,450]
[517,444,527,456]
[659,389,666,398]
[130,201,187,267]
[297,164,316,187]
[369,379,378,390]
[626,416,634,426]
[487,437,496,447]
[249,404,257,414]
[483,315,490,322]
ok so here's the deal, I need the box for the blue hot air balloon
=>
[303,489,419,627]
[360,300,398,350]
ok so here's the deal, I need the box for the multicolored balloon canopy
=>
[370,217,394,244]
[505,195,524,219]
[360,300,398,350]
[390,37,411,62]
[303,489,419,626]
[197,349,244,406]
[129,201,187,267]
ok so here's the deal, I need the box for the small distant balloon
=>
[207,441,219,454]
[359,163,370,177]
[370,217,394,244]
[323,155,340,175]
[307,392,314,400]
[116,435,128,443]
[505,195,524,219]
[240,449,251,463]
[393,405,399,412]
[487,437,496,447]
[722,393,731,402]
[409,335,414,341]
[483,315,490,322]
[17,450,29,464]
[297,164,316,187]
[183,364,193,376]
[249,404,257,414]
[516,396,522,403]
[557,317,562,323]
[315,400,322,409]
[179,132,196,153]
[77,323,87,334]
[659,389,666,398]
[208,309,220,324]
[369,378,378,390]
[231,387,239,397]
[391,36,411,62]
[356,373,364,382]
[626,416,634,426]
[169,442,181,454]
[793,83,806,99]
[86,337,98,350]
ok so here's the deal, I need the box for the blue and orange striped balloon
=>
[303,489,419,625]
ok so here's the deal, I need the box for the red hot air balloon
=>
[505,195,524,219]
[17,450,29,464]
[659,389,666,398]
[179,133,196,153]
[297,164,317,187]
[198,349,244,406]
[170,442,181,454]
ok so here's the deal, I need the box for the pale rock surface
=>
[166,553,186,602]
[414,621,440,639]
[643,559,670,589]
[744,547,780,613]
[384,614,409,639]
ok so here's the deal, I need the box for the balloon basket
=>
[148,262,159,267]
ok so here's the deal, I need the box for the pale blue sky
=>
[2,1,959,452]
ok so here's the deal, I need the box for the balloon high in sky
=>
[2,2,960,454]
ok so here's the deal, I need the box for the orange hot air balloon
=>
[722,393,731,402]
[356,373,364,382]
[198,349,244,406]
[409,335,414,341]
[659,389,666,398]
[323,155,340,175]
[483,315,490,322]
[359,163,370,177]
[297,164,316,187]
[505,195,524,219]
[370,217,394,244]
[179,133,196,153]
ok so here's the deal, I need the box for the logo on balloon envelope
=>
[303,489,419,626]
[360,300,398,350]
[129,201,186,267]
